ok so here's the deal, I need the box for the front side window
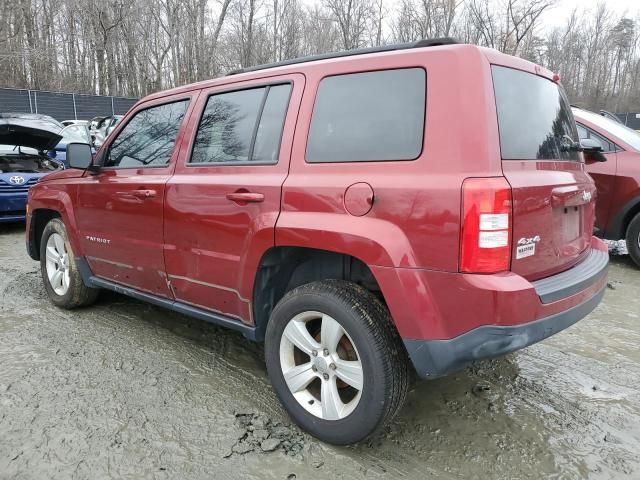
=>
[492,65,579,161]
[190,84,292,164]
[576,124,616,153]
[105,100,189,168]
[306,68,426,163]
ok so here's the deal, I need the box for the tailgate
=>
[503,163,596,280]
[492,65,596,280]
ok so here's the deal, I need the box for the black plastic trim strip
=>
[404,284,606,379]
[226,38,457,76]
[76,257,258,340]
[532,248,609,303]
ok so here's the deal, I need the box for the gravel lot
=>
[1,222,639,480]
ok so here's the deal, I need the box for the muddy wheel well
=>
[30,209,61,260]
[252,247,387,340]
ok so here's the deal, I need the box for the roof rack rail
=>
[227,37,458,76]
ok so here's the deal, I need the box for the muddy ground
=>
[1,223,639,480]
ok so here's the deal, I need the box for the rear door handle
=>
[226,192,265,203]
[116,189,157,199]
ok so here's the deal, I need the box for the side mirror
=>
[580,138,607,163]
[66,142,94,169]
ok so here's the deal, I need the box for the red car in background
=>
[573,107,640,266]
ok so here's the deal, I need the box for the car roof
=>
[139,39,554,108]
[141,39,464,102]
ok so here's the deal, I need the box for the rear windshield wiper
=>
[559,135,582,152]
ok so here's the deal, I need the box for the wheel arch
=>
[606,194,640,240]
[28,208,62,260]
[252,246,390,341]
[28,189,80,260]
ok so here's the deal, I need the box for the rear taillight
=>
[460,177,512,273]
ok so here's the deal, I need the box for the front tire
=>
[626,213,640,268]
[40,218,99,308]
[264,280,410,444]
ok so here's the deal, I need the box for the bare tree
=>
[0,0,638,112]
[323,0,373,50]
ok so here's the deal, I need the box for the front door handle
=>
[131,189,157,199]
[226,191,265,204]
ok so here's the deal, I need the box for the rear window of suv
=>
[492,65,580,161]
[306,68,425,163]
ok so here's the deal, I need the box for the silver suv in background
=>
[90,115,123,148]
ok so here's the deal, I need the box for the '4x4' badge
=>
[516,236,541,259]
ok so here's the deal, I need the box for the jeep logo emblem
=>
[582,190,592,203]
[9,175,26,185]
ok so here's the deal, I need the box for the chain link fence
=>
[0,88,137,121]
[617,113,640,130]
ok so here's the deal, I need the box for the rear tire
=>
[40,218,99,308]
[626,213,640,268]
[264,280,410,445]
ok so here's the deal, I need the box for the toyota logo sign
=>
[9,176,26,185]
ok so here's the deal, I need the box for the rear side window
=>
[306,68,426,163]
[190,84,291,164]
[105,100,189,168]
[492,66,579,161]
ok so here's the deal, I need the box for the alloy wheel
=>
[279,311,363,420]
[45,233,71,296]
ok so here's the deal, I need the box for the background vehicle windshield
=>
[0,144,39,155]
[575,109,640,151]
[60,125,90,143]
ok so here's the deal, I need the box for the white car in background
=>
[61,120,89,127]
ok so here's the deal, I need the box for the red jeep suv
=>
[572,107,640,266]
[26,39,608,444]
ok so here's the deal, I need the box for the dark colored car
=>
[0,115,64,222]
[26,39,608,444]
[573,107,640,266]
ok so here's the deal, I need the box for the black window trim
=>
[186,80,293,168]
[576,121,621,153]
[101,96,192,170]
[304,66,427,164]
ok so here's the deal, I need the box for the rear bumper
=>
[404,283,605,378]
[531,247,608,303]
[371,237,609,378]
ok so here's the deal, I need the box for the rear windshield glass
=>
[492,65,579,161]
